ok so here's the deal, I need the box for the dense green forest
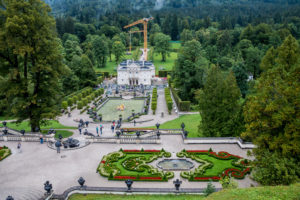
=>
[0,0,299,187]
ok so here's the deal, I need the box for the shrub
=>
[87,96,92,103]
[72,96,78,104]
[77,101,83,109]
[99,88,104,95]
[90,93,95,100]
[170,87,191,111]
[164,88,173,114]
[158,70,169,77]
[204,181,216,196]
[67,98,73,106]
[61,101,68,109]
[77,93,83,100]
[82,98,88,105]
[151,88,158,114]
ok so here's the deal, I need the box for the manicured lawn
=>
[0,120,76,132]
[146,114,202,138]
[153,52,177,72]
[69,183,300,200]
[170,41,182,49]
[97,99,145,121]
[207,183,300,200]
[41,130,74,138]
[94,54,133,74]
[69,194,204,200]
[197,155,242,176]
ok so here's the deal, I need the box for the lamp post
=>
[125,179,133,191]
[173,179,182,191]
[78,177,85,188]
[44,181,52,194]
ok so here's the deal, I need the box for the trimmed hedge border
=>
[151,88,157,114]
[177,149,252,181]
[164,87,173,114]
[0,146,11,161]
[170,87,191,112]
[98,149,174,182]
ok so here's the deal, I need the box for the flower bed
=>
[177,149,252,181]
[98,149,174,182]
[0,146,11,161]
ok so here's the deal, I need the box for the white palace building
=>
[117,60,155,86]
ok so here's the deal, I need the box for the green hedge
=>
[158,70,170,77]
[170,87,190,111]
[151,88,157,114]
[77,101,83,109]
[67,98,73,106]
[164,88,173,114]
[62,101,68,110]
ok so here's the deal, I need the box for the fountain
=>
[157,159,195,171]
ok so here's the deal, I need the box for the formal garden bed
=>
[177,149,252,181]
[0,146,11,161]
[97,149,174,181]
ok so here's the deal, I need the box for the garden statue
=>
[156,123,160,129]
[21,130,25,135]
[78,177,85,187]
[181,122,185,130]
[2,121,7,127]
[125,179,133,191]
[136,131,141,138]
[116,131,121,138]
[173,179,182,191]
[44,181,52,194]
[183,130,189,138]
[156,130,161,139]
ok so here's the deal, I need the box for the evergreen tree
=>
[0,0,65,131]
[243,35,300,185]
[173,40,209,102]
[92,35,108,68]
[198,66,242,137]
[171,14,179,41]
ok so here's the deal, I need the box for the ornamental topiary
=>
[62,101,68,109]
[77,101,83,109]
[67,98,73,106]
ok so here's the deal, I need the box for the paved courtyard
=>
[0,89,257,199]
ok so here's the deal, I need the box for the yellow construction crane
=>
[124,17,153,61]
[128,30,144,54]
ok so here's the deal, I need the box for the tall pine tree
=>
[198,66,242,137]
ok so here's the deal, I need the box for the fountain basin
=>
[157,159,195,171]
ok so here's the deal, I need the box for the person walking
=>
[78,127,82,135]
[17,142,21,153]
[133,120,136,127]
[40,135,44,144]
[85,121,89,127]
[112,121,115,127]
[100,125,103,135]
[111,124,115,133]
[96,126,99,136]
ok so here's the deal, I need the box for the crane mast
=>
[124,17,153,61]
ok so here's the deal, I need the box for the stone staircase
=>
[0,187,44,200]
